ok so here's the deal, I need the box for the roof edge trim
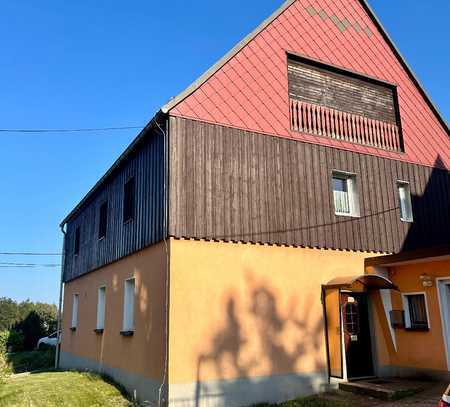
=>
[161,0,297,114]
[60,111,166,227]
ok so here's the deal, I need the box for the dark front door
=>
[341,292,374,379]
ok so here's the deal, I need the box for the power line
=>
[0,252,62,256]
[0,126,144,134]
[0,262,61,267]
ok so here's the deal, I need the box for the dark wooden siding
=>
[169,116,450,253]
[63,127,167,282]
[288,57,397,124]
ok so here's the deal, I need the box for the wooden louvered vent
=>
[290,100,402,152]
[288,55,404,152]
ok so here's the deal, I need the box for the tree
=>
[0,298,20,331]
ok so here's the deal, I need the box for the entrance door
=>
[341,292,374,379]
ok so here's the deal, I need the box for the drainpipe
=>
[55,223,67,369]
[155,115,170,407]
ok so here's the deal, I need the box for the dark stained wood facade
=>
[63,126,167,282]
[168,116,450,253]
[288,56,398,124]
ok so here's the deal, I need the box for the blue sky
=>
[0,0,448,304]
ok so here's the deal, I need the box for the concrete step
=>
[339,379,425,401]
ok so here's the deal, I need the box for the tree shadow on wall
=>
[401,155,450,252]
[189,282,327,407]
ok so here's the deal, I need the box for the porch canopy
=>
[325,274,398,290]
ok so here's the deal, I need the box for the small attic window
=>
[287,54,403,153]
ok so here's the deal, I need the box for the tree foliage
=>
[0,298,57,351]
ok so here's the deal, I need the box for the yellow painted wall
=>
[370,259,450,372]
[61,241,168,381]
[168,238,377,384]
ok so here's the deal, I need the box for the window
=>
[123,177,135,223]
[402,293,429,330]
[96,286,106,331]
[122,278,135,333]
[71,294,79,330]
[397,181,413,222]
[74,227,80,256]
[98,201,108,239]
[332,172,359,217]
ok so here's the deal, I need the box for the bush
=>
[0,331,8,354]
[6,330,24,353]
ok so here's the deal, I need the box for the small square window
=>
[123,177,135,224]
[74,227,80,256]
[402,293,429,330]
[98,201,108,240]
[397,181,413,222]
[332,172,359,217]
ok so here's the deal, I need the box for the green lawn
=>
[0,371,133,407]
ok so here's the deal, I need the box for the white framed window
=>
[402,292,430,330]
[122,278,135,332]
[96,286,106,330]
[397,181,413,222]
[332,171,359,217]
[71,294,79,329]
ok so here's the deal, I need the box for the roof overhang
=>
[365,245,450,268]
[325,274,398,290]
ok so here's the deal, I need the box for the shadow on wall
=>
[176,275,327,406]
[402,156,450,252]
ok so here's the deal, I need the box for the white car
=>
[37,332,60,349]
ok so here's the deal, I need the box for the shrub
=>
[0,331,8,354]
[6,330,24,353]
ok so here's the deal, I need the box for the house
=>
[57,0,450,406]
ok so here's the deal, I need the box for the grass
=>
[0,371,134,407]
[6,349,55,373]
[251,395,351,407]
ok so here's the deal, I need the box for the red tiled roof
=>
[166,0,450,169]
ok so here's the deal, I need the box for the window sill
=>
[70,327,77,332]
[94,329,104,334]
[400,218,414,223]
[335,212,360,218]
[120,330,134,337]
[405,327,429,332]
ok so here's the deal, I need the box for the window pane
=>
[408,295,428,328]
[97,287,106,330]
[71,294,79,328]
[98,202,108,239]
[333,177,350,214]
[123,279,135,331]
[74,227,80,256]
[398,183,413,221]
[123,178,135,223]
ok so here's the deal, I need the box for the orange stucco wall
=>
[370,258,450,373]
[61,241,168,381]
[168,238,377,385]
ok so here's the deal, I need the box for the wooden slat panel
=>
[63,126,167,282]
[168,117,450,254]
[288,58,397,124]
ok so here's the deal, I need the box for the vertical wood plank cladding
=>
[63,128,166,282]
[169,117,450,253]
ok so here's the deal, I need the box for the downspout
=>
[55,223,67,369]
[155,114,170,407]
